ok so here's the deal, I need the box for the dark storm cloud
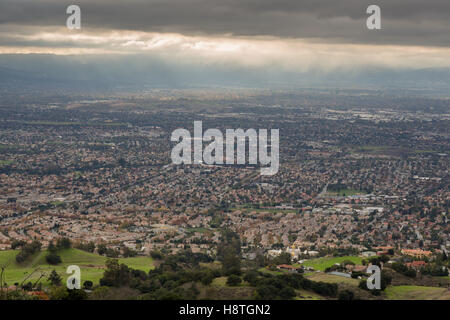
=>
[1,0,450,46]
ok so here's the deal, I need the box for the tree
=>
[279,286,296,299]
[47,241,57,254]
[273,252,292,265]
[218,230,242,276]
[338,289,355,300]
[67,289,88,300]
[10,240,25,250]
[342,260,355,267]
[222,249,241,276]
[380,272,392,290]
[15,240,42,263]
[57,238,72,250]
[226,275,242,286]
[255,284,279,300]
[185,283,200,299]
[106,248,119,258]
[391,262,416,278]
[21,282,33,291]
[122,246,137,258]
[150,250,163,260]
[368,255,389,267]
[85,242,96,253]
[48,270,62,286]
[200,270,214,285]
[243,270,259,286]
[99,259,132,287]
[29,240,42,252]
[75,241,96,253]
[15,252,26,264]
[97,244,107,255]
[46,253,62,265]
[83,280,93,290]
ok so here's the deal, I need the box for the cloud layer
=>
[1,0,450,46]
[0,1,449,78]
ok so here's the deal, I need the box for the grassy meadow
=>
[385,285,450,300]
[0,248,154,287]
[299,256,364,271]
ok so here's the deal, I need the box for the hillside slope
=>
[0,248,154,286]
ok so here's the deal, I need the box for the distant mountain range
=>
[1,54,450,94]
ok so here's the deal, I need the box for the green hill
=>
[0,248,154,286]
[385,285,450,300]
[299,256,364,271]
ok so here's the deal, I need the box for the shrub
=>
[150,250,163,260]
[243,270,260,286]
[67,289,88,300]
[49,286,69,300]
[83,280,94,290]
[48,269,62,286]
[226,275,242,286]
[56,237,72,249]
[45,253,62,265]
[15,240,42,263]
[391,262,416,278]
[338,290,355,300]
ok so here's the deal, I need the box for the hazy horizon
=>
[1,1,450,91]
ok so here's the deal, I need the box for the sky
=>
[1,1,450,89]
